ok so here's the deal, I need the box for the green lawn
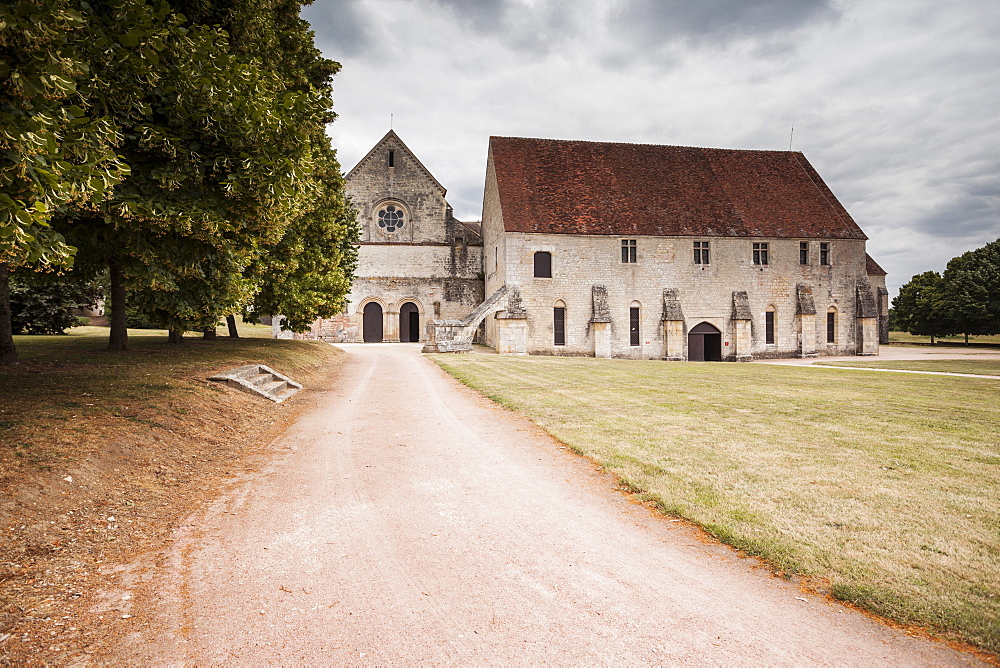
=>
[432,354,1000,654]
[816,359,1000,376]
[889,331,1000,346]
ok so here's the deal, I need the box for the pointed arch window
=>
[630,301,641,346]
[553,300,566,346]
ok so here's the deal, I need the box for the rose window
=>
[377,205,405,233]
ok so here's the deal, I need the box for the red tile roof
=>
[866,253,887,276]
[490,137,867,240]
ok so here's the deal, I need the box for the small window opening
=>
[765,310,775,345]
[753,242,769,266]
[630,306,640,346]
[621,239,637,263]
[534,251,552,278]
[799,241,809,265]
[388,150,395,168]
[820,242,830,266]
[694,241,710,264]
[827,310,837,344]
[553,306,566,346]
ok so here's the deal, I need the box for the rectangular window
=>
[753,242,769,266]
[827,312,836,343]
[621,239,637,263]
[388,150,395,168]
[630,307,640,346]
[820,242,830,266]
[765,311,775,344]
[799,241,809,265]
[694,241,710,264]
[533,251,551,278]
[553,307,566,346]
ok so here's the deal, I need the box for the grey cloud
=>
[432,0,506,32]
[614,0,840,41]
[302,0,373,57]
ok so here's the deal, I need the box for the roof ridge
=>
[490,135,801,155]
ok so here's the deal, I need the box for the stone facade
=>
[315,131,484,343]
[483,231,877,360]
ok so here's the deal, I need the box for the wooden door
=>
[688,322,721,361]
[363,303,383,343]
[399,302,419,342]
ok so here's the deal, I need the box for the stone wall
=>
[481,225,874,359]
[481,152,506,348]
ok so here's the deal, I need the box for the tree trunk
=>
[0,263,20,366]
[168,328,184,344]
[965,332,969,346]
[227,314,239,338]
[107,257,129,352]
[930,334,935,345]
[203,327,217,340]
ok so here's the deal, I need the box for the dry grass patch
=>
[432,354,1000,654]
[0,326,341,662]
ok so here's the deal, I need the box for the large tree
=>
[892,271,953,343]
[943,238,1000,343]
[57,0,333,350]
[246,140,358,333]
[0,0,128,364]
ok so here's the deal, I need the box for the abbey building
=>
[314,131,888,361]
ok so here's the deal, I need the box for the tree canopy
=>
[1,0,357,363]
[891,271,952,343]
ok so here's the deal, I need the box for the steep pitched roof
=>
[866,253,887,276]
[456,220,483,239]
[346,130,447,196]
[489,136,867,239]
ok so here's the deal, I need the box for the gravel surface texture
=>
[104,343,982,665]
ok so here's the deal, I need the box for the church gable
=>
[346,130,450,244]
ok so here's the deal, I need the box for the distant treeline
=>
[890,238,1000,343]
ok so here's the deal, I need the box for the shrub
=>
[10,272,103,335]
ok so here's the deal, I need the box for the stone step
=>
[208,365,302,403]
[248,372,274,388]
[260,379,287,396]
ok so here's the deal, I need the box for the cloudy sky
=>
[302,0,999,296]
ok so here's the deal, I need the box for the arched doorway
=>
[399,302,420,342]
[363,302,383,343]
[688,322,722,361]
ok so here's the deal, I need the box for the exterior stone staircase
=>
[422,285,514,352]
[208,365,302,403]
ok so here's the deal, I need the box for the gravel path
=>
[108,343,981,665]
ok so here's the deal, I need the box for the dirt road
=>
[107,343,979,664]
